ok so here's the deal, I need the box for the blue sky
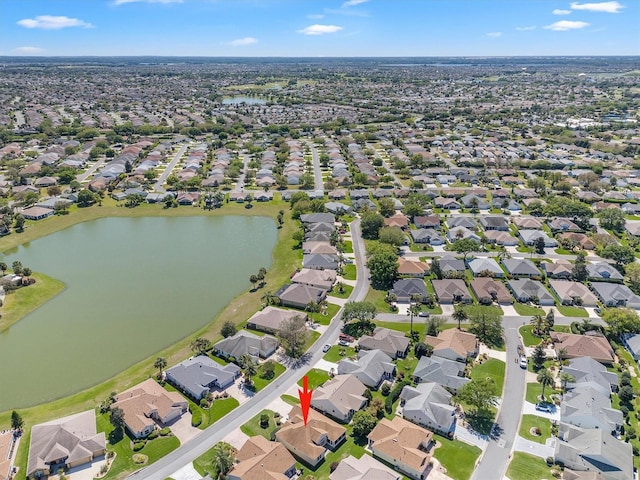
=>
[1,0,638,56]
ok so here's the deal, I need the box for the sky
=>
[1,0,639,56]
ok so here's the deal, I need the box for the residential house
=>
[165,355,241,400]
[413,216,440,229]
[622,333,640,361]
[291,268,337,290]
[0,431,13,480]
[470,277,513,304]
[549,218,582,232]
[554,425,632,480]
[397,258,430,277]
[275,283,327,309]
[558,232,595,250]
[590,282,640,309]
[337,349,396,388]
[460,194,489,210]
[479,216,509,231]
[329,454,400,480]
[432,279,472,304]
[400,383,457,435]
[300,213,335,224]
[367,417,434,480]
[213,330,279,361]
[310,374,368,423]
[483,230,519,246]
[549,281,599,307]
[519,230,558,247]
[383,213,409,229]
[434,197,460,210]
[561,385,622,435]
[246,307,304,334]
[411,356,469,393]
[542,260,574,279]
[27,410,106,479]
[550,332,614,365]
[587,263,624,282]
[438,255,466,276]
[112,379,188,438]
[507,279,555,305]
[228,436,297,480]
[325,202,352,214]
[502,258,540,278]
[391,278,427,303]
[424,329,479,362]
[446,226,481,243]
[302,242,338,256]
[276,406,346,468]
[467,258,503,277]
[562,356,619,397]
[21,206,53,221]
[512,216,543,230]
[411,229,445,245]
[446,217,478,230]
[358,327,410,359]
[303,253,339,270]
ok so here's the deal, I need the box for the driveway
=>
[521,401,561,422]
[171,463,202,480]
[514,436,555,459]
[223,428,250,451]
[440,304,455,315]
[224,380,255,405]
[167,413,201,444]
[64,455,107,480]
[500,304,519,316]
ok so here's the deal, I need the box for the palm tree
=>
[153,357,167,379]
[211,442,235,480]
[306,301,320,323]
[408,302,421,339]
[537,368,555,402]
[530,314,549,337]
[559,372,575,394]
[242,360,258,387]
[452,305,468,330]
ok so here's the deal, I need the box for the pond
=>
[221,96,267,105]
[0,215,277,409]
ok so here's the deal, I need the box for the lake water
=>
[0,216,277,409]
[222,96,267,105]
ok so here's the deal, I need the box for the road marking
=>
[498,439,506,448]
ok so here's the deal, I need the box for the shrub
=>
[159,427,171,436]
[330,462,339,472]
[385,381,410,414]
[147,429,159,440]
[533,427,541,436]
[191,408,202,427]
[260,414,270,429]
[132,441,146,451]
[546,457,554,467]
[381,384,391,396]
[363,389,373,401]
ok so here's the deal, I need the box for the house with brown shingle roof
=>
[367,416,434,480]
[558,232,595,250]
[276,406,346,468]
[550,332,614,365]
[247,307,305,334]
[358,327,410,359]
[424,329,479,362]
[397,258,430,278]
[112,378,188,439]
[383,212,409,229]
[310,374,368,423]
[291,268,337,290]
[228,436,297,480]
[470,277,513,304]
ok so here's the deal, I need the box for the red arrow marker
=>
[298,375,313,426]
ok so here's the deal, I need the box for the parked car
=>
[418,311,430,317]
[338,339,350,346]
[519,356,528,369]
[535,403,554,413]
[322,344,331,352]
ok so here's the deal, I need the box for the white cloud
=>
[114,0,183,4]
[544,20,590,30]
[13,46,45,54]
[297,24,343,35]
[570,1,624,13]
[516,25,536,31]
[307,14,325,19]
[227,37,257,46]
[17,15,94,29]
[553,9,572,14]
[487,31,503,37]
[342,0,368,7]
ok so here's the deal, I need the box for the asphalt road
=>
[154,143,188,193]
[376,313,604,326]
[233,153,250,192]
[310,143,324,192]
[133,218,369,480]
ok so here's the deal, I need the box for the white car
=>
[322,344,332,352]
[519,356,528,369]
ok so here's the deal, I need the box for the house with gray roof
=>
[587,263,624,282]
[432,279,472,304]
[329,454,400,480]
[300,213,335,224]
[562,356,618,396]
[412,356,469,393]
[590,282,640,309]
[502,258,540,277]
[411,229,445,245]
[399,383,456,436]
[414,216,440,229]
[554,425,633,480]
[276,283,327,309]
[291,268,337,290]
[507,279,555,305]
[519,230,558,247]
[246,306,303,334]
[303,253,340,270]
[550,280,598,307]
[542,260,573,279]
[479,216,509,231]
[438,255,466,276]
[166,355,241,400]
[446,217,478,230]
[213,330,279,362]
[311,374,368,423]
[561,385,622,435]
[358,327,410,359]
[391,278,427,303]
[468,257,503,277]
[337,349,396,388]
[622,333,640,361]
[446,226,481,243]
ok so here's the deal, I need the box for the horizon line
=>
[1,54,639,59]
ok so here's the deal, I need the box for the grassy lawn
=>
[299,368,330,389]
[163,382,238,429]
[513,302,545,316]
[251,362,286,392]
[342,241,353,253]
[329,283,353,299]
[323,345,356,362]
[365,286,394,312]
[519,325,543,347]
[433,434,481,480]
[471,358,506,397]
[556,305,588,317]
[304,330,321,351]
[506,452,553,480]
[518,414,552,444]
[239,409,280,440]
[342,264,356,280]
[314,303,340,326]
[525,382,561,404]
[96,411,180,480]
[281,394,298,406]
[0,272,65,332]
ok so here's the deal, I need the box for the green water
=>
[0,215,277,409]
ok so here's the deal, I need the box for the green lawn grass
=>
[471,358,506,397]
[304,330,321,351]
[433,434,481,480]
[323,345,356,362]
[556,305,588,317]
[163,382,239,429]
[513,302,545,316]
[249,362,286,392]
[519,325,543,347]
[328,283,353,299]
[280,394,298,406]
[342,264,357,280]
[365,286,394,312]
[299,368,330,389]
[506,452,553,480]
[525,382,561,404]
[518,414,552,444]
[239,409,279,440]
[0,272,65,332]
[342,241,353,253]
[313,303,340,326]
